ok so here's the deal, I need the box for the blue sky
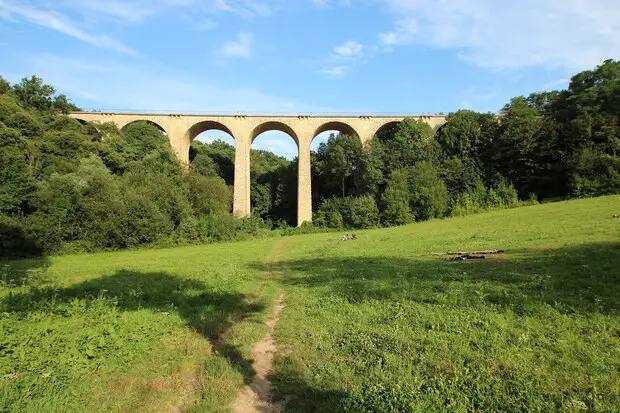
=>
[1,0,619,158]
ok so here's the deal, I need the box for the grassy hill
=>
[1,195,619,411]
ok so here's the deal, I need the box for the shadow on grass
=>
[257,241,620,315]
[258,241,620,412]
[0,270,264,384]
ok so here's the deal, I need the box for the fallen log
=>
[446,250,505,255]
[447,254,486,261]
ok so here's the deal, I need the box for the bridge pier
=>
[297,137,313,226]
[233,134,252,219]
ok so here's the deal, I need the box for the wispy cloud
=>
[320,40,366,78]
[459,85,502,112]
[21,53,329,114]
[59,0,280,22]
[542,78,570,90]
[311,0,351,8]
[219,32,255,58]
[379,0,620,70]
[332,41,363,59]
[0,0,134,54]
[319,66,349,79]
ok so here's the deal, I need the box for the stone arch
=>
[251,121,299,146]
[312,121,359,142]
[373,121,400,140]
[186,120,236,185]
[120,119,168,135]
[186,120,234,142]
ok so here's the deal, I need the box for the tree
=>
[315,133,363,198]
[381,169,412,226]
[381,118,437,169]
[186,173,232,216]
[409,161,448,221]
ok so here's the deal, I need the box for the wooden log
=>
[446,250,505,255]
[446,254,486,261]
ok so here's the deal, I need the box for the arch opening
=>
[310,122,362,212]
[374,121,401,142]
[120,120,168,136]
[251,121,299,145]
[312,121,359,144]
[189,121,236,186]
[251,127,299,228]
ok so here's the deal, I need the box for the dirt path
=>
[230,240,286,413]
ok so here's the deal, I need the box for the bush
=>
[186,173,232,216]
[315,198,345,228]
[409,161,448,221]
[315,196,379,229]
[570,148,620,197]
[349,195,380,228]
[381,169,412,226]
[0,214,43,258]
[451,179,521,217]
[493,178,519,208]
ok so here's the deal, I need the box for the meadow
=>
[1,195,619,412]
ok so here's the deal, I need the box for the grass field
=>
[1,195,619,412]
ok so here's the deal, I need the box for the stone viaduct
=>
[68,112,446,226]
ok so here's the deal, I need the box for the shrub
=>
[315,198,345,228]
[381,169,412,226]
[0,214,43,258]
[409,161,448,221]
[349,195,380,228]
[570,148,620,197]
[186,173,232,216]
[316,196,379,229]
[493,178,519,208]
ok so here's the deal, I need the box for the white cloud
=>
[0,1,134,54]
[319,40,366,78]
[542,78,570,89]
[58,0,279,22]
[379,0,620,70]
[320,66,349,78]
[333,41,363,59]
[220,32,254,58]
[312,0,351,8]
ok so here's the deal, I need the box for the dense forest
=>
[1,59,619,257]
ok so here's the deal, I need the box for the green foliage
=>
[315,199,345,228]
[11,75,78,113]
[315,133,363,198]
[186,173,232,216]
[451,179,520,216]
[381,118,437,169]
[0,214,42,257]
[380,169,412,226]
[408,161,448,221]
[349,195,380,229]
[570,147,620,197]
[315,196,379,229]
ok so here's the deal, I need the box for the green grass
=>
[1,240,281,412]
[2,195,620,412]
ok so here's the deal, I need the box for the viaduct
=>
[68,112,446,226]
